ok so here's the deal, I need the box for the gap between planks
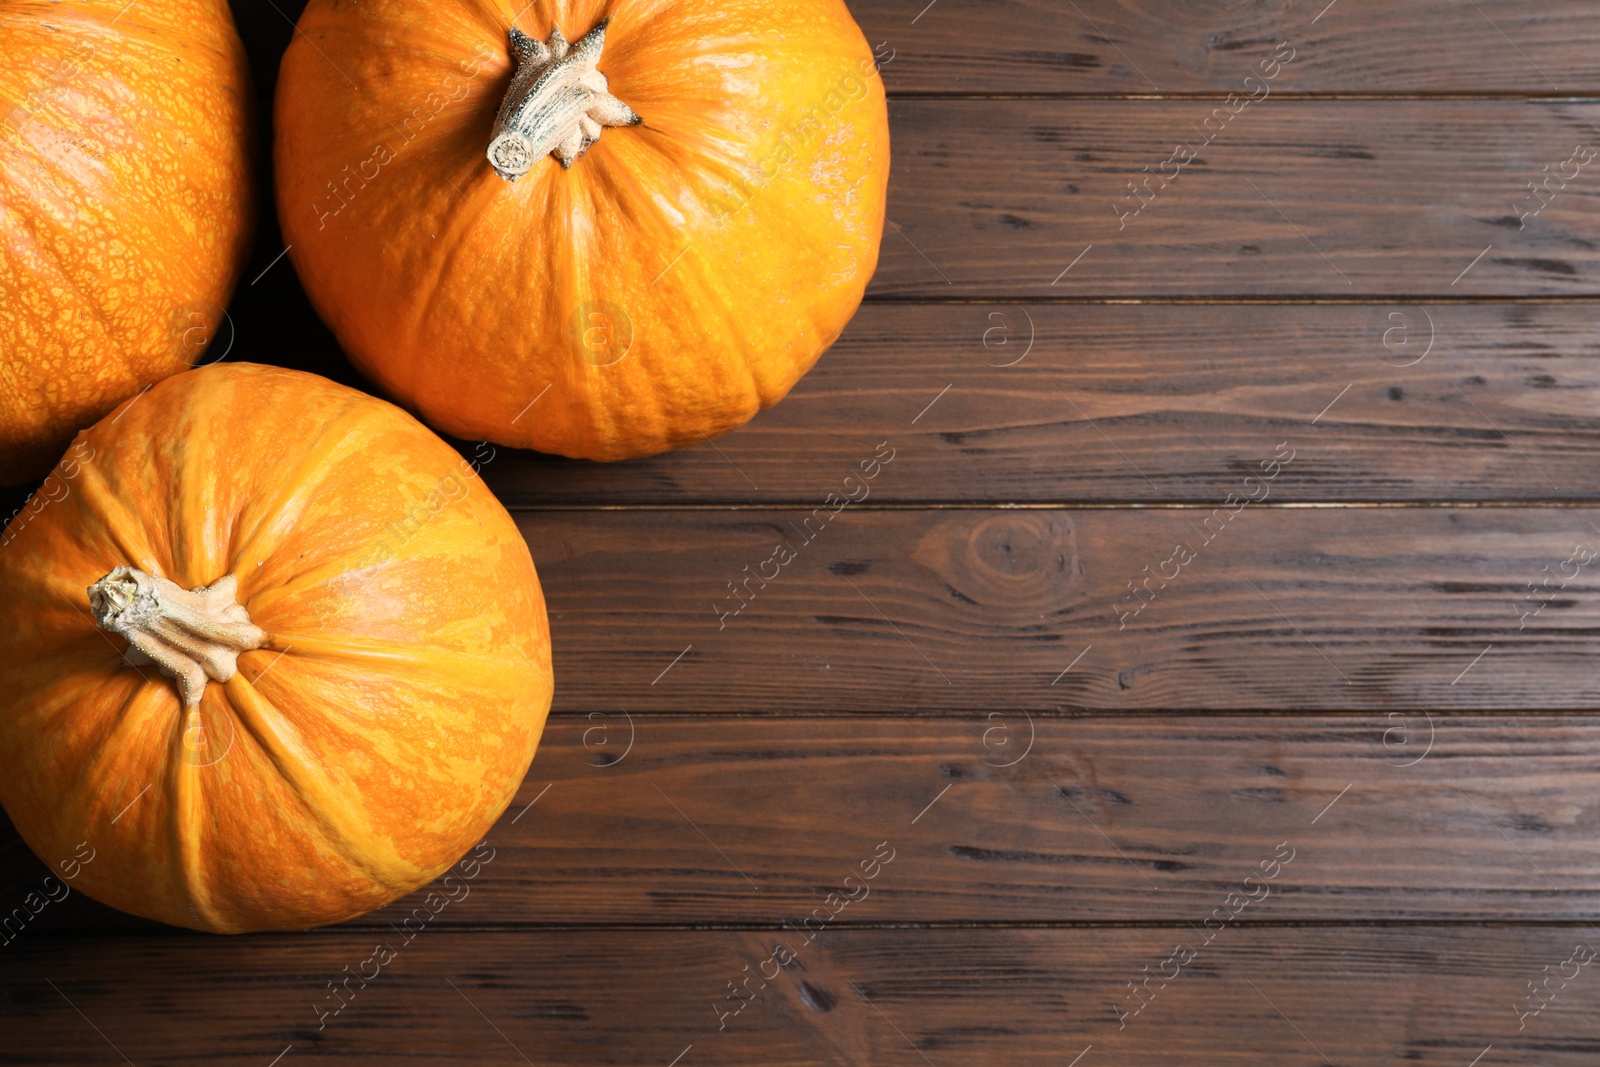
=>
[860,294,1600,305]
[505,501,1600,512]
[22,920,1600,937]
[883,92,1600,102]
[536,709,1600,720]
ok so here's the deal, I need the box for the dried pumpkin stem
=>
[87,566,266,709]
[487,20,641,179]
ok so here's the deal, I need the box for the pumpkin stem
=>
[487,20,641,180]
[87,567,267,709]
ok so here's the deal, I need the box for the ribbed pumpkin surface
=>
[0,364,552,932]
[274,0,889,460]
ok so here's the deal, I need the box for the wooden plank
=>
[181,99,1594,303]
[8,715,1600,933]
[5,509,1595,716]
[873,99,1600,297]
[213,19,1600,306]
[4,926,1595,1064]
[229,0,1600,98]
[10,8,1588,1067]
[9,301,1599,512]
[855,0,1600,96]
[475,302,1600,506]
[511,506,1600,712]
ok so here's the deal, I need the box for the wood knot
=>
[914,513,1079,613]
[797,981,836,1012]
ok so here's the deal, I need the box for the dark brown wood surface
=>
[871,99,1600,297]
[6,0,1600,1064]
[9,716,1600,933]
[856,0,1600,95]
[4,928,1597,1065]
[513,506,1600,712]
[484,302,1600,506]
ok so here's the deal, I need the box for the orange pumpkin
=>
[0,363,552,933]
[0,0,256,486]
[274,0,889,461]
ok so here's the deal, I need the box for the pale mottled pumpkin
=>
[0,364,552,932]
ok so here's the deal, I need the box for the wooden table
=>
[6,1,1600,1062]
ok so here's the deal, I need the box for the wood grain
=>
[3,926,1594,1065]
[11,298,1600,541]
[0,4,1592,1064]
[11,301,1598,517]
[508,506,1600,712]
[476,302,1600,506]
[234,0,1600,99]
[7,715,1600,932]
[873,100,1600,297]
[855,0,1600,96]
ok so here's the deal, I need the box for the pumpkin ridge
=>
[168,702,225,931]
[388,177,503,406]
[9,675,145,857]
[526,167,590,450]
[246,630,540,687]
[154,672,420,931]
[237,550,389,622]
[163,688,302,931]
[234,636,549,802]
[463,0,511,43]
[53,678,168,877]
[235,632,548,791]
[222,380,384,582]
[221,673,424,900]
[485,613,552,686]
[0,654,120,744]
[67,451,166,578]
[627,226,762,447]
